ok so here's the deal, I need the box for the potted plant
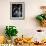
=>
[36,14,46,27]
[36,6,46,27]
[5,26,18,43]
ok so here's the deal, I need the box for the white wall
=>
[0,0,46,38]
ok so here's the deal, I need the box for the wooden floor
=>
[14,43,46,46]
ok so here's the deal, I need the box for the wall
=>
[0,0,46,38]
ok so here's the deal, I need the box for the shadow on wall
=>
[30,16,40,27]
[0,26,5,35]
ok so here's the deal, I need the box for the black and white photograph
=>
[10,2,25,20]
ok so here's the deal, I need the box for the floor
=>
[14,43,46,46]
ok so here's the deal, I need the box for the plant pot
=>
[7,39,12,44]
[41,20,46,27]
[11,36,17,44]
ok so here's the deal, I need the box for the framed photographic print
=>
[10,2,25,20]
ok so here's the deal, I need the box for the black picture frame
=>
[10,2,25,20]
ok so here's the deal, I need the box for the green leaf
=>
[5,26,18,39]
[36,15,44,21]
[44,15,46,19]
